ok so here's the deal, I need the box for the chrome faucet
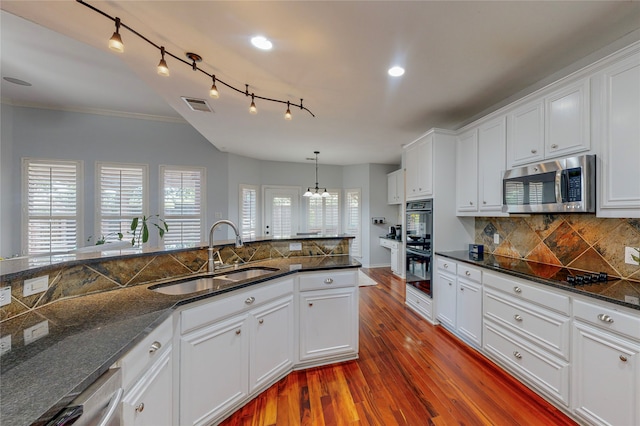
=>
[208,220,243,272]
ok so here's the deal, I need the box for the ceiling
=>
[2,1,640,166]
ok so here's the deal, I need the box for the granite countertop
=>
[0,255,360,426]
[436,251,640,311]
[378,236,402,242]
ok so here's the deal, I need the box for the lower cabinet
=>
[379,238,402,275]
[405,284,433,322]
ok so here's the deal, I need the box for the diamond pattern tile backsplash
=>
[475,215,640,281]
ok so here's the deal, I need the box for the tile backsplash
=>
[475,215,640,281]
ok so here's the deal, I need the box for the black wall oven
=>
[406,199,433,296]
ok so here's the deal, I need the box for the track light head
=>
[210,75,219,99]
[157,46,169,76]
[284,101,292,120]
[109,17,124,52]
[249,94,257,114]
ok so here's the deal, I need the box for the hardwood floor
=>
[221,267,577,426]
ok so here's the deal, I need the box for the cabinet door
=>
[405,143,419,199]
[180,315,248,426]
[434,271,457,329]
[507,100,545,167]
[122,348,173,426]
[250,296,294,393]
[596,51,640,216]
[478,117,506,214]
[572,321,640,426]
[299,287,358,362]
[455,129,478,214]
[390,244,399,275]
[387,170,403,205]
[417,135,433,197]
[456,278,482,347]
[545,78,590,158]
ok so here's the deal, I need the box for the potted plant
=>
[85,215,169,248]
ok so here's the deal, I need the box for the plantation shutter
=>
[240,185,258,239]
[162,166,205,245]
[306,190,340,235]
[24,159,82,254]
[345,188,361,257]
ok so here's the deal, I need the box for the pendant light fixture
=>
[209,75,219,99]
[304,151,329,198]
[108,17,124,52]
[157,46,170,76]
[284,101,292,120]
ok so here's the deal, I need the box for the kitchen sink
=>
[149,267,279,295]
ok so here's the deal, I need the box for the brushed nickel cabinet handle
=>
[514,286,522,294]
[514,314,523,322]
[324,278,334,284]
[620,355,628,362]
[245,296,255,304]
[598,314,614,323]
[258,319,264,324]
[444,264,448,269]
[465,271,471,276]
[513,351,522,359]
[235,329,241,335]
[135,403,144,413]
[551,144,558,149]
[149,341,161,353]
[531,149,537,154]
[460,287,464,291]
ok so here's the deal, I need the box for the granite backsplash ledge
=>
[475,215,640,280]
[0,237,350,322]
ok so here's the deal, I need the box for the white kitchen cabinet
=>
[122,347,173,426]
[594,48,640,218]
[455,129,478,214]
[405,284,433,323]
[379,237,402,275]
[507,99,545,167]
[545,78,590,158]
[387,169,403,205]
[297,270,358,366]
[405,134,433,200]
[477,117,506,214]
[434,257,457,330]
[455,266,483,347]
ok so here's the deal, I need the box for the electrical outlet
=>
[0,287,11,307]
[625,247,640,265]
[23,275,49,297]
[625,295,640,305]
[23,320,49,345]
[494,233,500,244]
[289,242,302,251]
[0,335,11,355]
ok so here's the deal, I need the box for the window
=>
[240,184,258,239]
[344,188,361,257]
[306,190,340,235]
[97,162,147,243]
[161,166,205,245]
[23,158,83,254]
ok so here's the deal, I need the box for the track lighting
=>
[304,151,329,198]
[284,101,292,120]
[78,0,314,119]
[108,17,123,52]
[157,46,169,76]
[209,75,219,99]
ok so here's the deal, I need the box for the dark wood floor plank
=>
[221,267,577,426]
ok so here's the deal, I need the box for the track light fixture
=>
[108,17,124,52]
[77,0,314,118]
[304,151,329,198]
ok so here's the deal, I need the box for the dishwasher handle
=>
[96,387,123,426]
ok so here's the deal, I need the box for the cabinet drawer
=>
[298,270,357,291]
[436,257,457,274]
[380,238,391,249]
[119,316,173,390]
[483,271,569,315]
[458,265,481,283]
[406,285,433,321]
[484,322,570,406]
[484,288,570,359]
[573,298,640,341]
[181,278,293,334]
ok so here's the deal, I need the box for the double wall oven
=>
[405,199,433,296]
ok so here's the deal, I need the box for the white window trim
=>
[160,165,206,246]
[22,157,84,255]
[239,184,259,240]
[95,161,149,244]
[344,188,361,258]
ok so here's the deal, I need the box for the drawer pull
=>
[309,303,313,307]
[235,329,241,335]
[448,282,452,286]
[245,296,256,305]
[620,355,628,362]
[149,341,161,353]
[460,287,464,291]
[465,271,471,276]
[513,351,522,359]
[551,144,558,149]
[531,149,537,154]
[135,403,144,413]
[258,319,264,324]
[444,264,449,269]
[514,314,523,322]
[324,278,334,284]
[513,286,522,294]
[598,314,614,323]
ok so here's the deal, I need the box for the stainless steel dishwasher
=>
[46,368,123,426]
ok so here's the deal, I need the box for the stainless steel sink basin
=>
[149,267,279,296]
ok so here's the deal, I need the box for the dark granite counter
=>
[378,236,402,242]
[436,251,640,311]
[0,255,360,426]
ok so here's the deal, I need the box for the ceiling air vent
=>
[181,97,213,113]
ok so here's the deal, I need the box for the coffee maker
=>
[387,226,396,238]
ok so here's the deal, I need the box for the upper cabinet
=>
[387,169,403,205]
[405,133,433,200]
[455,129,478,214]
[594,48,640,218]
[506,77,590,169]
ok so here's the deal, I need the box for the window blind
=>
[345,189,361,257]
[24,159,81,254]
[271,196,293,237]
[306,190,340,235]
[162,166,204,245]
[98,163,146,240]
[240,185,258,239]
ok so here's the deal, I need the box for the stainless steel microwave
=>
[502,155,595,214]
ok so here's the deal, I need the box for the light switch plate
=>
[289,242,302,251]
[625,295,640,305]
[0,287,11,307]
[0,335,11,355]
[23,320,49,345]
[23,275,49,297]
[494,233,500,244]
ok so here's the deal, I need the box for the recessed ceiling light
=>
[388,66,405,77]
[3,77,32,86]
[251,35,273,50]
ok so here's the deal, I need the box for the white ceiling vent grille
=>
[181,97,213,113]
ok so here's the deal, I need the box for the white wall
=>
[0,104,15,258]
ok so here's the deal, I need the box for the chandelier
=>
[303,151,329,198]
